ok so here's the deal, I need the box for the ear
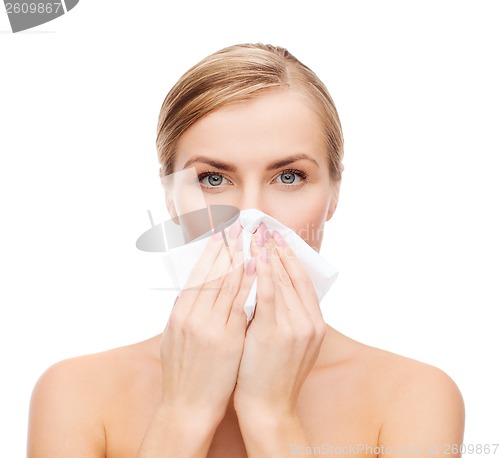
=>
[326,180,341,222]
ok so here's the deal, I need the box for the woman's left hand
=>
[233,222,327,419]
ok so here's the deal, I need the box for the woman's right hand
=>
[158,218,256,425]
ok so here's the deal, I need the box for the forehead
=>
[175,90,328,169]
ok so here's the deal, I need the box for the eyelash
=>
[197,168,309,190]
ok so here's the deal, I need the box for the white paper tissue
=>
[161,209,339,321]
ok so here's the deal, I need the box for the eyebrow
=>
[182,153,320,172]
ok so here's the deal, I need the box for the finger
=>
[189,219,242,317]
[271,230,323,321]
[226,235,258,331]
[252,226,277,327]
[264,234,301,317]
[172,228,226,322]
[182,226,226,292]
[174,219,238,324]
[265,234,322,350]
[204,218,242,284]
[210,223,246,319]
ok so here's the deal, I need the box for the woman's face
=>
[168,89,340,252]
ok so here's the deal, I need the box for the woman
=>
[27,43,465,457]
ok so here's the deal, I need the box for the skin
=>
[27,90,465,458]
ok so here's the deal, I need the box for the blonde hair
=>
[156,43,344,184]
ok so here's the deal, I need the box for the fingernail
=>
[256,222,265,247]
[246,258,256,276]
[212,229,222,240]
[260,247,268,263]
[236,232,243,251]
[229,220,242,239]
[273,230,286,246]
[263,226,271,243]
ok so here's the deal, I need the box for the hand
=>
[159,219,256,424]
[234,223,327,418]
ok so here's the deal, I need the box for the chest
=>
[104,368,382,458]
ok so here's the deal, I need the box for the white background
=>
[1,1,499,456]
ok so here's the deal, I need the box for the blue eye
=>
[198,172,227,187]
[197,168,309,190]
[275,169,308,185]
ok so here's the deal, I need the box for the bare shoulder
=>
[328,328,462,396]
[27,335,161,458]
[31,334,159,395]
[331,330,465,449]
[369,343,462,409]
